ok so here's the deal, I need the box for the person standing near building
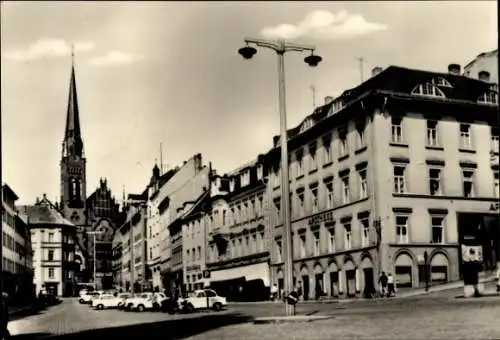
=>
[496,265,500,293]
[2,292,11,340]
[378,272,388,297]
[387,273,396,297]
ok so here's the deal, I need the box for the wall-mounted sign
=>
[308,211,334,226]
[203,270,210,279]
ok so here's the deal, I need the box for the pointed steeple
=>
[63,45,84,158]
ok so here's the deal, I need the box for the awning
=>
[209,262,270,287]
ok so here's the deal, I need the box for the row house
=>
[203,157,270,302]
[2,184,34,304]
[22,195,79,297]
[161,154,210,296]
[267,63,499,300]
[113,192,148,292]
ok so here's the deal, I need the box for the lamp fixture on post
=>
[238,37,322,316]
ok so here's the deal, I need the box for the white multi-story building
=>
[464,49,498,84]
[2,184,34,304]
[22,195,78,297]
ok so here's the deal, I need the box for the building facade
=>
[464,49,498,84]
[23,195,79,297]
[162,154,209,296]
[204,158,270,302]
[267,64,499,300]
[2,184,34,304]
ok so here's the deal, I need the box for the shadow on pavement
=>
[10,299,62,321]
[11,312,254,340]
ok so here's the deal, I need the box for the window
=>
[275,239,282,263]
[341,175,350,204]
[245,236,250,255]
[297,191,305,216]
[325,180,334,209]
[393,166,406,193]
[222,210,226,225]
[259,232,265,252]
[431,217,444,244]
[459,124,472,149]
[231,240,236,258]
[310,185,319,212]
[355,120,366,149]
[338,126,348,156]
[197,246,201,260]
[462,170,474,197]
[323,136,333,164]
[274,198,281,222]
[48,232,54,243]
[251,234,257,253]
[491,127,499,153]
[494,171,499,198]
[395,216,409,244]
[186,249,190,263]
[411,83,445,97]
[313,231,320,256]
[149,247,153,260]
[299,234,306,257]
[48,267,54,279]
[478,91,498,105]
[432,77,452,87]
[326,224,335,253]
[360,219,370,247]
[429,168,442,196]
[358,168,368,199]
[343,224,352,250]
[48,250,54,261]
[391,117,404,143]
[309,142,317,171]
[426,120,439,147]
[296,151,304,177]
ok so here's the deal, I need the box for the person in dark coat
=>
[2,292,11,340]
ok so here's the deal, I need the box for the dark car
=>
[160,297,179,314]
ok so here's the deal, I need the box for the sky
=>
[1,1,497,205]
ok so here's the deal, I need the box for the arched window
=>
[327,99,344,117]
[78,179,83,201]
[299,118,315,133]
[411,83,446,98]
[431,77,452,87]
[71,178,77,198]
[478,91,498,105]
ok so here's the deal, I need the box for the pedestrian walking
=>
[387,273,396,297]
[315,282,322,300]
[2,292,11,340]
[496,266,500,293]
[378,272,388,297]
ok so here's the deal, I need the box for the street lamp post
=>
[87,231,104,290]
[238,37,322,316]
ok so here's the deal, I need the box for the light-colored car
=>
[92,293,126,310]
[79,292,100,304]
[179,289,227,313]
[117,293,133,309]
[126,292,168,312]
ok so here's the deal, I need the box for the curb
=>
[253,315,334,324]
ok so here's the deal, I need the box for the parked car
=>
[117,293,133,309]
[179,289,227,313]
[125,292,168,312]
[92,293,127,310]
[79,292,100,304]
[160,296,180,314]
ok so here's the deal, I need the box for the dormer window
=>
[299,118,315,133]
[411,83,446,98]
[431,77,452,87]
[328,99,344,117]
[241,170,251,187]
[478,91,498,105]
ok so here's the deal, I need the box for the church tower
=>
[60,49,86,225]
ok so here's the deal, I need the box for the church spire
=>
[63,45,84,158]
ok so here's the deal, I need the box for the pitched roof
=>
[20,197,74,227]
[272,65,496,144]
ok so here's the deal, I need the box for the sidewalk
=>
[229,276,497,305]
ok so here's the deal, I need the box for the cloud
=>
[89,51,145,67]
[260,10,387,41]
[3,38,95,61]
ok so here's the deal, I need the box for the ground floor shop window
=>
[395,266,412,288]
[329,272,339,297]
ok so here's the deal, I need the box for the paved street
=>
[7,287,500,340]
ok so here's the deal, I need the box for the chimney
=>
[371,67,383,77]
[478,70,490,82]
[36,197,40,204]
[448,63,461,75]
[324,96,334,104]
